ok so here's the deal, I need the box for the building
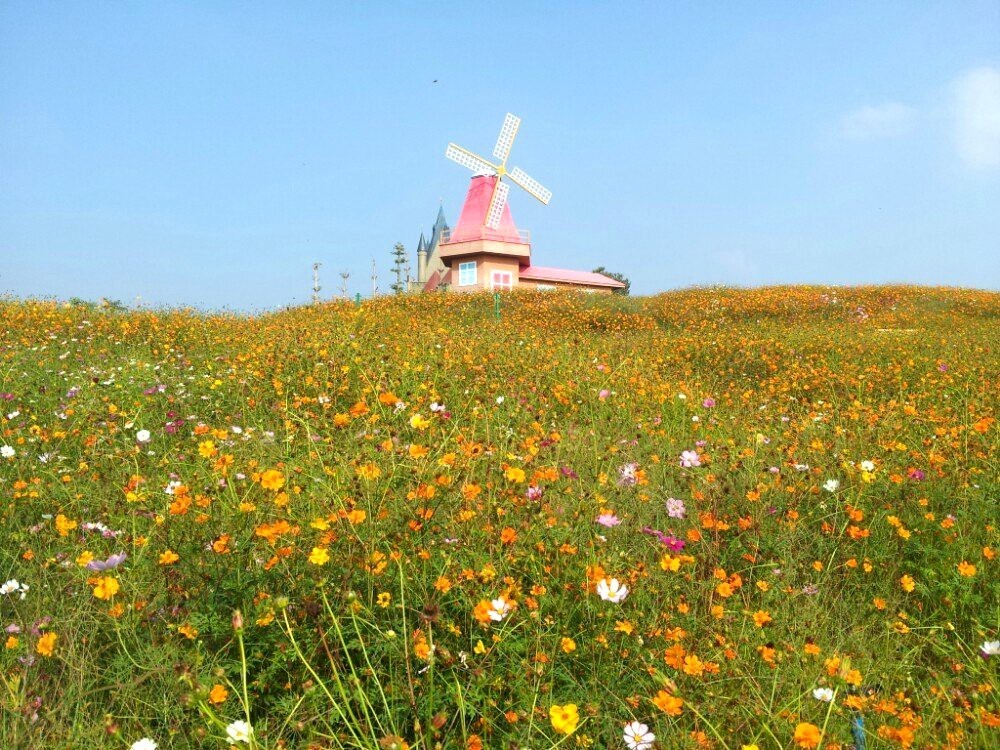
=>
[415,175,625,294]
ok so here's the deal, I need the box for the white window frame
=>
[458,261,477,287]
[491,270,513,291]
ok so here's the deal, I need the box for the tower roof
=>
[428,206,449,249]
[417,232,426,254]
[446,175,524,244]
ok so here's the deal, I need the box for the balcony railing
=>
[440,227,530,245]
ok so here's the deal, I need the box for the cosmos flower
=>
[822,479,839,492]
[136,429,151,443]
[812,687,835,702]
[665,497,686,518]
[0,445,14,459]
[130,740,158,750]
[596,577,629,603]
[679,450,701,468]
[86,553,127,572]
[623,721,655,750]
[859,460,876,472]
[596,513,621,528]
[225,719,253,745]
[487,597,512,622]
[549,704,579,735]
[980,640,1000,658]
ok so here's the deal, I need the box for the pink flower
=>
[702,397,715,408]
[596,513,621,528]
[598,389,611,400]
[526,485,543,501]
[665,497,686,518]
[679,450,701,468]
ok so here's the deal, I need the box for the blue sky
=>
[2,1,998,310]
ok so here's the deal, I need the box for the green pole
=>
[355,292,361,307]
[494,292,501,321]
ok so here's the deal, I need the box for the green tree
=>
[390,243,407,294]
[592,266,630,296]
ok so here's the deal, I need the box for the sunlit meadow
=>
[1,287,997,750]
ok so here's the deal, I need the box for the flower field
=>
[1,286,997,749]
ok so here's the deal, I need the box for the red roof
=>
[423,268,451,292]
[519,266,625,288]
[447,175,525,244]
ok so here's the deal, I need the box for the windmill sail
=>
[484,181,510,230]
[508,167,552,205]
[445,144,497,175]
[493,113,521,161]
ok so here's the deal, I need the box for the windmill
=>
[445,113,552,230]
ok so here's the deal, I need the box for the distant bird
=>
[433,79,438,83]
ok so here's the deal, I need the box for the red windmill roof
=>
[446,175,526,244]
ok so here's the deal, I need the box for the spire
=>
[417,232,426,254]
[429,206,449,249]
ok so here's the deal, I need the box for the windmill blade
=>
[445,143,497,175]
[508,166,552,205]
[492,113,521,162]
[484,181,510,230]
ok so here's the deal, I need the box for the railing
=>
[440,227,530,245]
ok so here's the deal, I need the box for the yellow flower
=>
[260,469,285,491]
[198,440,217,458]
[900,574,916,593]
[409,414,431,430]
[560,637,577,653]
[55,514,78,537]
[5,635,18,650]
[308,547,330,566]
[92,576,120,600]
[36,632,57,657]
[159,549,179,565]
[549,703,579,735]
[208,683,229,705]
[504,466,526,483]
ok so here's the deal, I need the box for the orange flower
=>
[752,610,772,628]
[652,689,684,716]
[793,722,822,748]
[957,561,976,577]
[900,574,916,593]
[208,683,229,705]
[500,527,517,544]
[260,469,285,490]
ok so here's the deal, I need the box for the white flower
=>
[980,640,1000,658]
[1,445,15,458]
[136,429,151,443]
[130,739,158,750]
[794,463,810,471]
[596,577,629,603]
[860,460,876,472]
[487,597,512,622]
[496,396,505,405]
[813,687,835,702]
[1,579,20,596]
[225,719,253,745]
[623,721,655,750]
[822,479,840,492]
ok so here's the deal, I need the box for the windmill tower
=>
[432,114,552,292]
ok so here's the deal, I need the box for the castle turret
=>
[416,232,428,282]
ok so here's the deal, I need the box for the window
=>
[491,271,513,291]
[458,261,477,286]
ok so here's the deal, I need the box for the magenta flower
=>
[702,398,715,408]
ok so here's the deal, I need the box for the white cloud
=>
[840,102,916,140]
[954,66,1000,169]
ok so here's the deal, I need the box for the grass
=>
[0,286,997,749]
